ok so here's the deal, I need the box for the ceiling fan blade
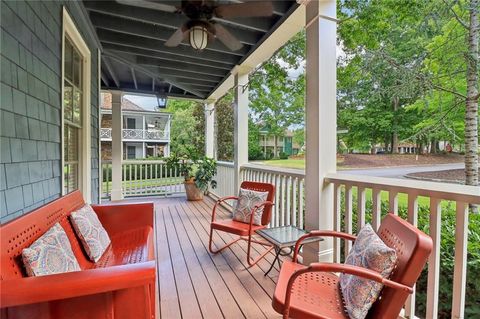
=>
[165,27,186,47]
[214,1,273,18]
[116,0,178,12]
[214,24,243,51]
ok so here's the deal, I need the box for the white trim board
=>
[61,7,92,203]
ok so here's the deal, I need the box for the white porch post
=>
[205,101,215,158]
[304,0,337,264]
[111,91,124,200]
[233,67,250,191]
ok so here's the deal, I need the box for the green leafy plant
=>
[165,151,217,192]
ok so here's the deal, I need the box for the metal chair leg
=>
[209,228,241,254]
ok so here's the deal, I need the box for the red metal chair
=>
[272,213,433,319]
[209,181,275,267]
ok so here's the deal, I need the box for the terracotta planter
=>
[184,179,204,201]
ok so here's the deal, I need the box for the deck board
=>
[149,196,284,319]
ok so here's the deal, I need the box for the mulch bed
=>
[337,153,464,168]
[406,169,478,184]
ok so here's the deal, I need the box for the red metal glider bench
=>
[0,190,156,319]
[272,213,433,319]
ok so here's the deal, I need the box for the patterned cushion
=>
[70,204,111,262]
[339,224,397,319]
[232,188,269,226]
[22,223,81,277]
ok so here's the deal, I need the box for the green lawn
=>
[102,177,183,191]
[252,159,306,169]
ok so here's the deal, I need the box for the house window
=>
[63,37,83,194]
[127,146,136,159]
[62,8,92,201]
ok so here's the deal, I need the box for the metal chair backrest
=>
[239,181,275,226]
[368,213,433,318]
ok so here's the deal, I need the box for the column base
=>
[111,189,124,201]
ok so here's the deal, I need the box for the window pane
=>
[64,81,73,122]
[73,88,82,125]
[65,40,73,81]
[64,125,69,160]
[67,126,78,161]
[64,163,78,194]
[63,164,70,194]
[73,50,81,87]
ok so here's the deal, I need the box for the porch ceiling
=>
[83,0,299,100]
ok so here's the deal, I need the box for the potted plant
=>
[165,152,217,201]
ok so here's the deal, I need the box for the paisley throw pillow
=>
[339,224,397,319]
[22,223,81,277]
[232,188,269,225]
[70,204,111,262]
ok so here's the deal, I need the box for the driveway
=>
[338,163,465,179]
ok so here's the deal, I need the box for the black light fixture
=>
[156,93,167,109]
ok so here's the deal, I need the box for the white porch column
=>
[304,0,337,264]
[111,91,124,200]
[205,100,215,158]
[233,67,250,191]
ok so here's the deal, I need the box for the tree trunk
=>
[274,135,278,158]
[391,97,399,154]
[465,0,479,212]
[431,139,438,154]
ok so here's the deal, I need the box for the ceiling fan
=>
[163,0,274,51]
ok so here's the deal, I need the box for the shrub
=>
[279,152,289,159]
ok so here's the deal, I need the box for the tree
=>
[215,92,234,161]
[167,99,204,157]
[249,32,306,157]
[248,119,263,160]
[464,0,479,189]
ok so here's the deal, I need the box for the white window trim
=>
[62,7,92,202]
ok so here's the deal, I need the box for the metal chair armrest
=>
[293,231,357,262]
[212,196,239,222]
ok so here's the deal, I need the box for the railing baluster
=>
[372,188,381,231]
[292,177,297,227]
[275,174,280,227]
[426,198,441,319]
[333,184,341,263]
[281,175,286,226]
[299,179,304,230]
[357,186,366,229]
[389,191,398,214]
[345,184,353,254]
[451,201,469,319]
[405,194,419,318]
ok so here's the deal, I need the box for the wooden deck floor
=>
[148,196,284,319]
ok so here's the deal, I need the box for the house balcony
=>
[100,128,170,142]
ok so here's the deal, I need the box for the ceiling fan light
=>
[189,25,208,50]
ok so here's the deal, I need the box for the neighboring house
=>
[100,92,171,160]
[259,129,301,158]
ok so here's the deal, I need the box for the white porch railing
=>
[100,128,169,141]
[240,164,305,229]
[209,163,479,318]
[325,173,479,319]
[212,161,236,199]
[101,160,183,198]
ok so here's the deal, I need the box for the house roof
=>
[84,0,300,100]
[101,92,145,111]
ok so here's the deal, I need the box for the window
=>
[127,146,136,159]
[62,8,91,201]
[63,37,83,194]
